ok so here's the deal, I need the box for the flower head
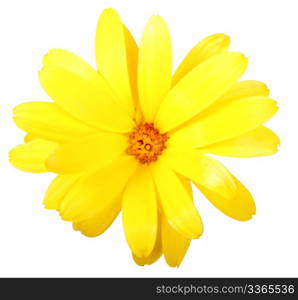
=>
[10,8,279,267]
[127,123,168,164]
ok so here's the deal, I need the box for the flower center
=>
[127,123,168,164]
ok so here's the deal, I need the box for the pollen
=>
[127,123,168,164]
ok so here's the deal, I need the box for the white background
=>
[0,0,297,277]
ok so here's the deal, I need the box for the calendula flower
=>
[10,8,279,267]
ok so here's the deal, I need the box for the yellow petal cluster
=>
[10,8,279,267]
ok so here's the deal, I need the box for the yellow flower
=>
[10,8,279,267]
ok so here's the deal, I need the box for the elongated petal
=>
[123,165,158,257]
[170,96,278,148]
[138,15,172,122]
[10,139,58,173]
[60,155,138,221]
[202,126,280,157]
[170,81,271,135]
[46,133,128,174]
[162,217,191,267]
[39,63,134,133]
[42,49,100,82]
[151,159,203,239]
[155,52,248,133]
[163,149,236,199]
[73,196,121,237]
[218,80,270,103]
[123,25,139,106]
[43,48,133,126]
[195,176,256,221]
[14,102,97,143]
[133,217,162,266]
[44,174,81,209]
[172,33,230,86]
[95,9,135,116]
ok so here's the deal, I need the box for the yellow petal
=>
[123,25,139,107]
[14,102,97,143]
[195,176,256,221]
[42,49,100,82]
[155,52,248,133]
[46,133,128,174]
[177,173,193,198]
[73,196,121,237]
[133,217,162,266]
[39,59,134,133]
[201,126,280,157]
[123,165,158,257]
[163,149,237,199]
[218,80,270,104]
[44,174,81,210]
[133,245,162,266]
[169,96,278,148]
[150,158,203,239]
[95,9,135,116]
[172,33,230,86]
[138,15,172,122]
[9,139,58,173]
[207,79,271,120]
[60,155,138,221]
[43,48,136,118]
[162,217,191,267]
[24,133,37,143]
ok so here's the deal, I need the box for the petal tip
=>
[45,155,56,172]
[98,8,121,25]
[102,7,119,15]
[42,49,54,66]
[13,103,23,115]
[227,51,248,68]
[214,33,231,45]
[147,14,166,26]
[8,149,16,166]
[193,229,204,239]
[43,203,57,210]
[59,206,75,221]
[234,211,256,221]
[238,52,248,66]
[263,83,270,95]
[267,99,279,117]
[223,34,231,46]
[130,246,155,259]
